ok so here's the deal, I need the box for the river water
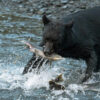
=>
[0,6,100,100]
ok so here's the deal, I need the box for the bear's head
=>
[40,15,73,56]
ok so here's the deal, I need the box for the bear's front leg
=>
[22,53,36,74]
[82,51,97,82]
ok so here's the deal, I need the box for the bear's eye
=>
[45,38,51,42]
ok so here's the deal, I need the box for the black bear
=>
[40,7,100,82]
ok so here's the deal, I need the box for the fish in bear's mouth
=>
[23,41,64,61]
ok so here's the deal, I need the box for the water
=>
[0,6,100,100]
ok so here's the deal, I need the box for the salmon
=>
[23,41,64,61]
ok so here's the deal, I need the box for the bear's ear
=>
[42,15,50,25]
[65,21,74,29]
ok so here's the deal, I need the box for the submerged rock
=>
[49,80,65,90]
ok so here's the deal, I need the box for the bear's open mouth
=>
[43,50,54,56]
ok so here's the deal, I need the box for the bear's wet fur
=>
[41,7,100,82]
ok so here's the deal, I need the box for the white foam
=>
[0,63,61,91]
[0,64,24,90]
[58,97,70,100]
[0,62,100,100]
[24,69,56,90]
[68,84,85,95]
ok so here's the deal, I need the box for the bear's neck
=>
[64,30,78,49]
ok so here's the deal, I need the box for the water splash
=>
[0,59,100,100]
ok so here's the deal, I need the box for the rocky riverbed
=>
[0,0,100,18]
